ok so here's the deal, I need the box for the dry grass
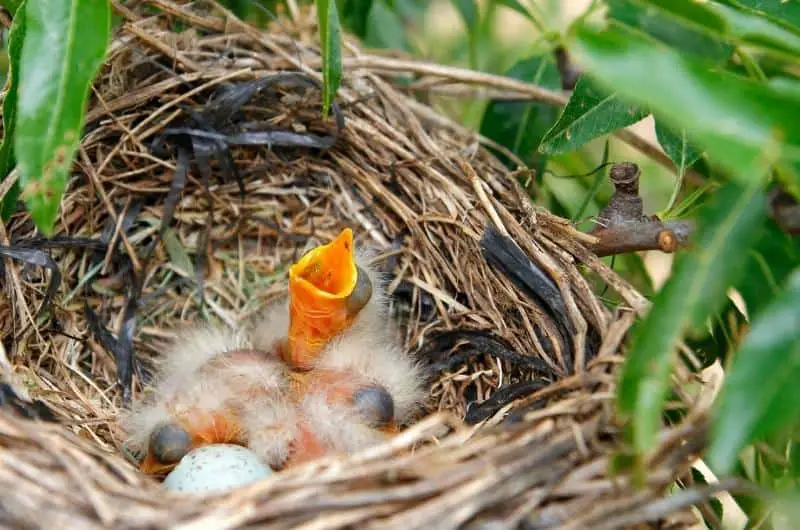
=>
[0,1,721,528]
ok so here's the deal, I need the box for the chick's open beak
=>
[286,228,371,369]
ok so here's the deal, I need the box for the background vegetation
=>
[0,0,798,528]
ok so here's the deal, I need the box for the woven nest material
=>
[0,2,714,529]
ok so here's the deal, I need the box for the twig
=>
[554,47,581,90]
[339,56,568,107]
[0,169,18,203]
[590,220,695,257]
[123,22,203,72]
[588,164,800,257]
[587,163,695,257]
[336,55,705,184]
[769,186,800,235]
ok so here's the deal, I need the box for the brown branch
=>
[588,163,695,257]
[337,55,706,185]
[554,47,582,90]
[589,220,695,257]
[769,186,800,235]
[586,164,800,258]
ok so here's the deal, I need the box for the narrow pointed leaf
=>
[451,0,479,66]
[617,182,769,454]
[606,0,733,62]
[538,75,648,155]
[0,0,23,15]
[364,0,409,50]
[631,0,800,58]
[735,218,800,320]
[707,2,800,58]
[709,269,800,474]
[629,0,728,36]
[340,0,374,37]
[654,119,702,175]
[162,228,195,277]
[730,0,800,32]
[317,0,342,117]
[569,24,800,186]
[15,0,111,235]
[0,0,26,219]
[495,0,536,25]
[451,0,478,30]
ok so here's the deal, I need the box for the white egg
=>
[163,444,273,493]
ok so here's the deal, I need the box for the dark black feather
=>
[479,226,575,372]
[464,379,550,424]
[0,383,57,422]
[0,245,61,319]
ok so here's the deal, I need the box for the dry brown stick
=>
[0,169,18,202]
[587,163,695,257]
[0,8,12,29]
[144,0,227,32]
[589,220,695,257]
[340,56,568,106]
[123,22,203,72]
[769,186,800,235]
[336,55,704,184]
[109,0,141,21]
[588,164,799,256]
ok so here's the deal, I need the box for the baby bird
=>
[120,326,299,475]
[248,228,426,466]
[122,228,425,475]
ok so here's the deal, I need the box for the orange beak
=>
[285,228,367,370]
[140,452,179,476]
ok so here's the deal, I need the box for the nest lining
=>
[0,2,710,529]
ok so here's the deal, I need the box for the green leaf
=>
[340,0,374,37]
[363,0,409,51]
[729,0,800,32]
[655,118,703,212]
[735,217,800,320]
[685,298,747,368]
[538,75,648,155]
[479,55,561,171]
[494,0,537,25]
[625,0,800,59]
[0,0,23,15]
[317,0,343,117]
[0,0,26,220]
[617,182,769,455]
[708,268,800,475]
[451,0,478,29]
[606,0,733,62]
[569,23,800,185]
[225,0,254,19]
[655,119,702,174]
[707,2,800,58]
[626,0,728,36]
[451,0,479,67]
[162,228,195,277]
[14,0,111,235]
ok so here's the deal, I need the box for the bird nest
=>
[0,2,713,529]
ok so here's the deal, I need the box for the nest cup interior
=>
[0,3,705,529]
